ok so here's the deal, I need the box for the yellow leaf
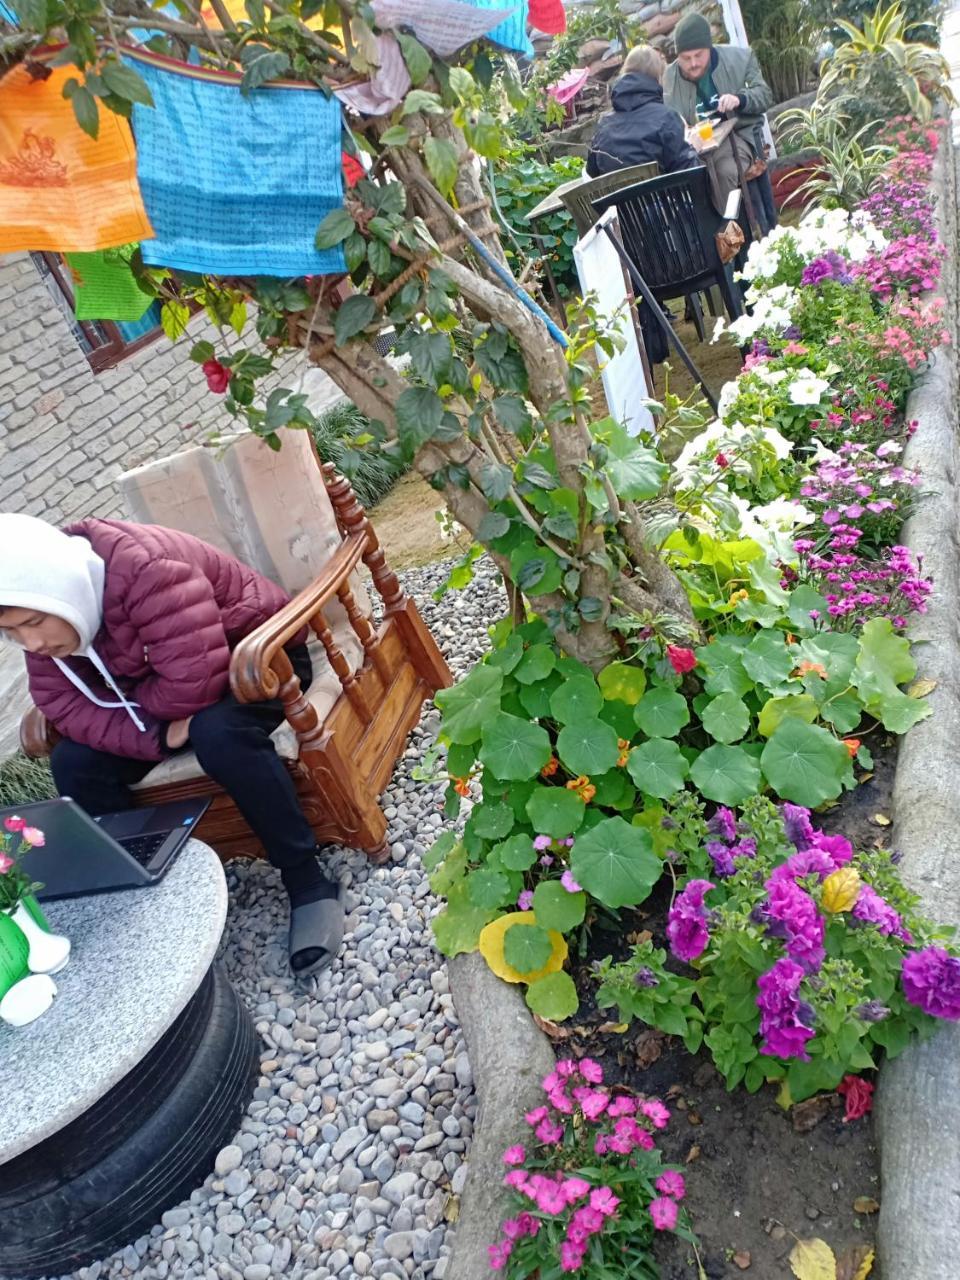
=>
[853,1247,874,1280]
[908,677,937,698]
[477,911,568,985]
[853,1196,879,1215]
[836,1244,874,1280]
[789,1237,837,1280]
[822,867,861,914]
[872,813,891,827]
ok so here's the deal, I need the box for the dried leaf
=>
[626,928,654,945]
[836,1244,874,1280]
[686,1143,702,1162]
[532,1014,574,1040]
[792,1093,834,1133]
[666,1083,685,1099]
[635,1027,666,1069]
[853,1196,879,1215]
[908,677,937,698]
[789,1237,837,1280]
[871,813,891,827]
[732,1252,752,1270]
[598,1021,629,1034]
[443,1194,459,1223]
[687,1110,703,1126]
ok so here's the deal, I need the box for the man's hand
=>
[717,93,741,115]
[166,717,193,750]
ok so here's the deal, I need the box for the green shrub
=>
[312,401,405,509]
[0,753,57,809]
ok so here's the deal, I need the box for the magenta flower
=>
[502,1144,525,1166]
[560,870,582,894]
[0,852,12,875]
[589,1186,620,1216]
[852,883,912,941]
[533,834,553,851]
[534,1117,565,1144]
[760,878,825,973]
[488,1240,512,1270]
[573,1086,608,1120]
[579,1057,603,1084]
[524,1105,548,1126]
[3,815,25,833]
[654,1170,686,1200]
[650,1196,679,1230]
[667,879,715,962]
[561,1176,591,1204]
[756,958,816,1059]
[640,1098,670,1128]
[560,1240,585,1273]
[902,947,960,1019]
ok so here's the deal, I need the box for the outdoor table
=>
[686,118,761,237]
[0,839,257,1278]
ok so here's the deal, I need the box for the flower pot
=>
[5,898,70,976]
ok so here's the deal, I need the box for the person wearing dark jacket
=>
[586,45,700,178]
[0,512,344,979]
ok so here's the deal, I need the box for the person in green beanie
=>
[663,10,776,229]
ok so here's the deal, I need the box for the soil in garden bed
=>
[563,737,899,1279]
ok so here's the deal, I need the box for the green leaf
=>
[466,867,512,909]
[532,880,586,932]
[757,694,819,738]
[189,340,215,363]
[423,136,460,196]
[526,971,579,1020]
[741,631,794,690]
[700,693,751,744]
[431,884,496,956]
[479,461,513,502]
[409,331,454,385]
[160,300,189,341]
[435,665,504,744]
[471,801,514,840]
[488,632,524,673]
[480,713,553,781]
[514,644,557,685]
[101,60,154,106]
[395,386,444,460]
[315,207,356,250]
[760,719,851,806]
[550,678,602,724]
[380,124,411,146]
[493,833,537,871]
[634,687,690,738]
[557,718,621,775]
[526,785,585,837]
[477,512,511,543]
[503,922,553,974]
[493,395,531,434]
[854,617,931,733]
[689,744,761,806]
[787,584,829,634]
[695,635,753,697]
[396,30,432,85]
[466,110,502,160]
[240,47,291,94]
[597,662,647,706]
[570,816,661,908]
[626,738,689,800]
[334,294,377,346]
[367,238,392,277]
[602,423,669,499]
[63,79,99,139]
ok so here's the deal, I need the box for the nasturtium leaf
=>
[757,694,819,738]
[696,635,753,697]
[626,738,689,800]
[518,671,562,720]
[532,880,586,932]
[465,867,512,909]
[570,817,661,909]
[492,833,537,871]
[526,785,586,837]
[798,632,859,684]
[436,665,503,744]
[853,617,931,733]
[422,830,457,873]
[742,630,794,689]
[514,643,558,685]
[480,713,553,780]
[599,698,638,740]
[787,584,830,635]
[525,970,579,1020]
[556,718,620,775]
[506,778,537,822]
[550,678,603,724]
[634,686,691,738]
[760,720,851,807]
[689,744,762,806]
[700,693,751,744]
[470,801,514,840]
[503,922,554,975]
[446,741,477,781]
[478,911,568,983]
[487,632,524,673]
[597,662,647,705]
[428,841,468,896]
[588,769,636,810]
[431,881,497,956]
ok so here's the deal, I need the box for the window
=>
[31,252,165,372]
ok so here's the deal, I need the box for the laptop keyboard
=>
[119,832,168,867]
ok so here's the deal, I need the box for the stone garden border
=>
[876,137,960,1280]
[443,139,960,1280]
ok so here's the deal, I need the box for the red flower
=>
[341,150,364,188]
[202,359,230,394]
[837,1074,874,1122]
[666,645,697,675]
[714,452,730,469]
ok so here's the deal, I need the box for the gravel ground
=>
[69,558,506,1280]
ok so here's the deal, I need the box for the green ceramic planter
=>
[0,895,49,1000]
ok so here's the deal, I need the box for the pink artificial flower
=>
[589,1186,620,1217]
[0,852,13,874]
[21,827,44,847]
[655,1170,686,1200]
[502,1145,525,1166]
[3,815,25,833]
[560,870,582,894]
[579,1058,603,1084]
[640,1099,670,1128]
[650,1196,679,1230]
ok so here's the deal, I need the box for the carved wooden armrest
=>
[20,706,60,759]
[230,532,369,705]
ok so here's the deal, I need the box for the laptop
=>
[0,796,210,900]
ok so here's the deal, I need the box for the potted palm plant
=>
[0,817,70,989]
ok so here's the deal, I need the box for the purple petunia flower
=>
[667,879,715,963]
[901,947,960,1019]
[760,878,825,973]
[782,804,816,851]
[852,883,912,942]
[756,957,816,1060]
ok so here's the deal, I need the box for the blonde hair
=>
[621,45,666,82]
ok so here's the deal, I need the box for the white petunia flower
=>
[789,374,831,406]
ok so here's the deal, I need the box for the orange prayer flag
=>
[0,62,153,254]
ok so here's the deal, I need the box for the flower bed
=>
[427,119,955,1275]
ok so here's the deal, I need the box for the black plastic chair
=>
[591,167,748,329]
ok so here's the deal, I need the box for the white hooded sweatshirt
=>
[0,513,146,732]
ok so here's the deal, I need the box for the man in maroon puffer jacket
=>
[0,513,343,977]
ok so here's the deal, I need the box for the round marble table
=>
[0,840,257,1277]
